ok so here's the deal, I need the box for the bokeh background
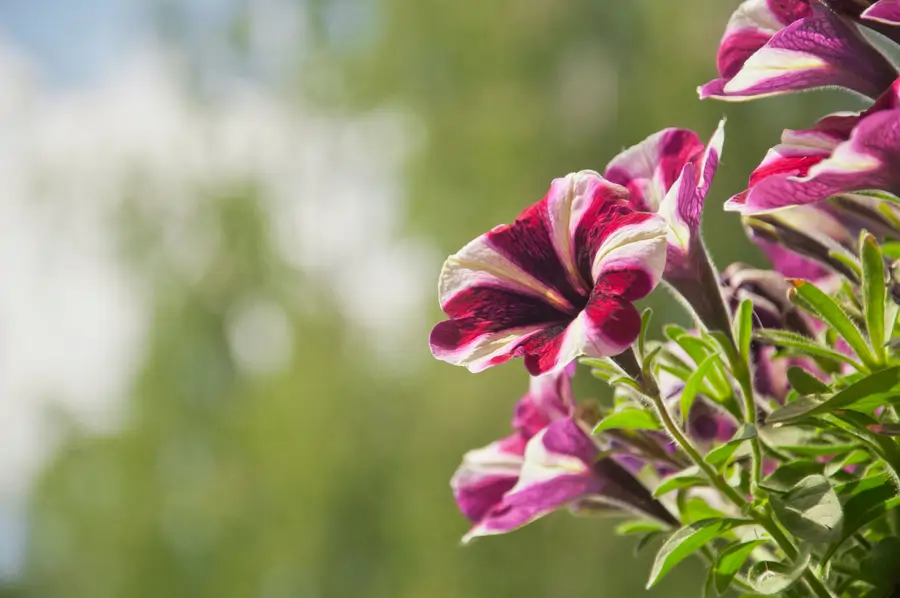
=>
[0,1,859,597]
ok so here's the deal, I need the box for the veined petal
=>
[707,5,897,101]
[736,109,900,213]
[451,435,526,523]
[462,419,601,542]
[512,367,574,437]
[863,0,900,25]
[604,129,705,212]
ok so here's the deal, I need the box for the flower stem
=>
[634,358,833,598]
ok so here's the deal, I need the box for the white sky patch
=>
[0,30,430,516]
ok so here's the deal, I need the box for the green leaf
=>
[786,366,830,396]
[680,353,718,426]
[882,241,900,261]
[615,519,667,536]
[824,449,870,477]
[823,479,900,563]
[647,518,744,588]
[706,424,757,468]
[770,475,843,543]
[734,299,754,364]
[653,467,707,498]
[767,366,900,424]
[861,233,887,363]
[747,553,810,595]
[834,473,891,499]
[788,279,877,369]
[638,308,653,359]
[753,329,864,371]
[593,409,661,434]
[715,540,766,595]
[760,462,824,493]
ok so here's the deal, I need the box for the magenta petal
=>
[512,368,574,437]
[462,419,601,542]
[736,109,900,213]
[451,435,526,523]
[704,5,897,101]
[863,0,900,25]
[605,128,705,212]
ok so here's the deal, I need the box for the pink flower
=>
[430,171,667,376]
[727,78,900,214]
[604,121,725,278]
[451,370,674,543]
[700,1,897,102]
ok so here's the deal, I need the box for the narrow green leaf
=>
[593,409,660,434]
[753,329,865,371]
[770,475,843,543]
[715,540,766,595]
[653,467,707,498]
[882,241,900,261]
[734,299,754,363]
[706,424,757,468]
[834,473,891,499]
[788,279,877,369]
[747,553,810,595]
[823,480,900,563]
[680,354,718,426]
[767,366,900,424]
[786,366,830,396]
[615,519,667,536]
[861,233,887,363]
[639,308,653,359]
[647,518,743,588]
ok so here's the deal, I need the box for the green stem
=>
[735,362,763,491]
[639,365,833,598]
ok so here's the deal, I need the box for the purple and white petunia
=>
[430,171,667,376]
[451,369,674,543]
[700,0,897,102]
[726,78,900,214]
[605,120,725,278]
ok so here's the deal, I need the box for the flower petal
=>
[605,129,705,212]
[704,4,897,101]
[863,0,900,25]
[733,109,900,213]
[512,367,575,437]
[461,419,601,542]
[451,435,526,523]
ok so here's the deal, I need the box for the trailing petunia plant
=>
[430,1,900,596]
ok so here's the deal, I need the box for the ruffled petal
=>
[512,367,574,437]
[461,419,602,542]
[732,109,900,213]
[451,435,526,523]
[702,4,896,101]
[863,0,900,25]
[605,129,705,212]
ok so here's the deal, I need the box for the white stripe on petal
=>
[590,216,667,284]
[723,48,826,95]
[439,234,575,312]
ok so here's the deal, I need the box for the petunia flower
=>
[699,1,897,102]
[605,121,724,277]
[430,171,667,376]
[451,369,675,543]
[605,122,733,334]
[726,78,900,214]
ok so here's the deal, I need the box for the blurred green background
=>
[0,1,858,597]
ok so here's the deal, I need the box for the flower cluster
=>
[431,1,900,596]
